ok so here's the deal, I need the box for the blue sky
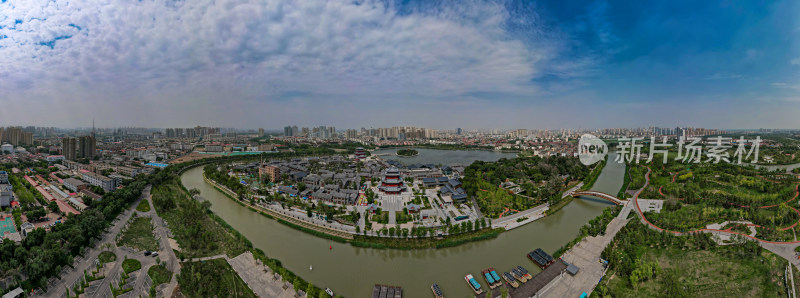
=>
[0,0,798,129]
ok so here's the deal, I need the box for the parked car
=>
[151,252,159,257]
[144,251,152,256]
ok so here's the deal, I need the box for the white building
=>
[45,155,65,162]
[81,172,117,192]
[0,144,13,154]
[0,184,14,207]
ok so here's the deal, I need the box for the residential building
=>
[0,144,13,154]
[62,137,77,160]
[63,178,88,192]
[78,135,96,159]
[260,165,280,182]
[80,172,116,192]
[45,155,65,162]
[0,184,13,207]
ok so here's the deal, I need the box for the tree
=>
[307,207,313,218]
[48,200,60,213]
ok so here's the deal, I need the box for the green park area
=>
[596,222,793,297]
[629,158,799,241]
[462,156,589,218]
[151,180,248,259]
[148,264,173,287]
[122,258,142,274]
[177,258,256,298]
[136,200,151,212]
[117,217,159,252]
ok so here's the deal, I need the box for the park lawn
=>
[152,181,248,258]
[604,247,788,297]
[136,200,151,212]
[117,216,159,252]
[395,211,413,224]
[98,251,116,264]
[177,258,256,298]
[147,264,172,286]
[371,210,390,224]
[122,258,142,274]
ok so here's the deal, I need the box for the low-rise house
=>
[64,178,86,192]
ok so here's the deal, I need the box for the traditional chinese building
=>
[355,147,367,160]
[378,167,406,194]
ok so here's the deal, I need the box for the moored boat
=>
[481,269,498,289]
[431,283,444,298]
[503,272,519,288]
[511,268,528,282]
[489,267,501,286]
[517,265,533,280]
[465,274,483,294]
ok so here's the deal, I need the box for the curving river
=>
[180,152,626,297]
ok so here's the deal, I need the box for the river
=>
[180,152,625,297]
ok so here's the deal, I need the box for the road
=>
[45,186,153,298]
[142,187,181,297]
[490,203,548,230]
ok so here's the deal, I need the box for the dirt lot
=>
[169,152,218,164]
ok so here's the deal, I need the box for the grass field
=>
[177,258,256,298]
[147,264,172,286]
[122,258,142,274]
[598,221,790,297]
[151,182,248,258]
[136,201,151,212]
[117,217,158,252]
[603,248,788,297]
[98,251,116,264]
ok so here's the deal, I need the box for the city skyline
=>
[1,0,799,129]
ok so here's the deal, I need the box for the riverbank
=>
[149,168,336,297]
[202,173,354,240]
[352,228,503,250]
[202,168,506,250]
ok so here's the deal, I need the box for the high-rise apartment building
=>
[62,137,77,160]
[78,136,96,159]
[0,127,33,146]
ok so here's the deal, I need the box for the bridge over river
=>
[568,190,626,205]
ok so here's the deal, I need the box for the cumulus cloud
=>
[0,0,571,109]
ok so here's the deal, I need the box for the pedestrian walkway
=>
[227,252,297,298]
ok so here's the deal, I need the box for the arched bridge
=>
[570,190,625,205]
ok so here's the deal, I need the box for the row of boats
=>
[429,248,553,297]
[461,265,533,295]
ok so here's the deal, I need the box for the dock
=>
[371,284,402,298]
[509,261,567,297]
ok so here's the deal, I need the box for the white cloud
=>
[704,72,742,80]
[792,57,800,65]
[0,0,568,107]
